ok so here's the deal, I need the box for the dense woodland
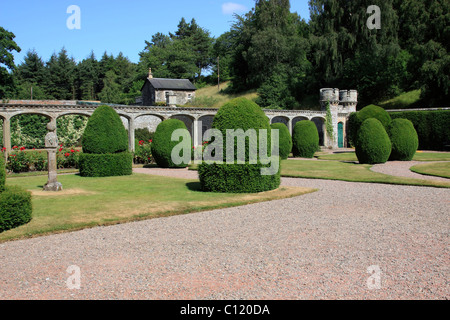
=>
[0,0,449,109]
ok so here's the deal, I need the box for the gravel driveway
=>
[0,168,448,300]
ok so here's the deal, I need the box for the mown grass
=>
[410,162,450,179]
[0,173,315,242]
[280,159,450,188]
[316,151,450,162]
[378,89,422,109]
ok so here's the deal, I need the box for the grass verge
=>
[410,162,450,179]
[316,151,450,162]
[0,173,316,242]
[281,159,450,188]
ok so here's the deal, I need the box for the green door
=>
[338,122,344,148]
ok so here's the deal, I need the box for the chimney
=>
[148,68,153,79]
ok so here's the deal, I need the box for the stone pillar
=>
[2,115,11,158]
[193,118,200,146]
[128,117,135,153]
[287,118,293,136]
[43,121,62,191]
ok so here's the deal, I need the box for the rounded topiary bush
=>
[350,105,392,145]
[0,185,32,233]
[81,105,128,154]
[152,119,190,168]
[387,118,419,161]
[355,118,392,164]
[292,120,319,158]
[270,122,292,160]
[79,105,132,177]
[199,97,280,193]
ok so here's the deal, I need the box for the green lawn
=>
[316,151,450,162]
[1,173,315,242]
[281,159,450,188]
[410,162,450,179]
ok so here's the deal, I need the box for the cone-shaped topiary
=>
[355,118,392,164]
[387,118,419,161]
[270,123,292,160]
[199,97,280,193]
[79,105,132,177]
[152,119,190,168]
[292,120,319,158]
[81,105,128,154]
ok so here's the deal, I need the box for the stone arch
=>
[9,112,53,149]
[55,112,90,147]
[170,114,194,142]
[271,116,289,126]
[311,117,326,146]
[292,116,309,129]
[198,115,215,142]
[134,114,164,133]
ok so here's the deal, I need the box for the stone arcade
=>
[0,88,358,157]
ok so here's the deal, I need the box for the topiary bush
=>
[198,97,280,193]
[79,105,132,177]
[292,120,319,158]
[387,118,418,161]
[152,119,190,168]
[0,156,5,193]
[81,105,128,154]
[0,154,32,233]
[349,105,392,145]
[270,123,292,160]
[355,118,392,164]
[0,185,33,233]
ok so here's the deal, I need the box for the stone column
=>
[43,121,63,191]
[2,115,11,158]
[287,118,293,136]
[193,118,200,146]
[128,117,135,153]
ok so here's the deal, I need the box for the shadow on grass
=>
[186,181,202,192]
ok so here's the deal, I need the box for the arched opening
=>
[133,114,164,142]
[198,115,215,142]
[170,114,194,142]
[9,113,51,149]
[271,116,289,126]
[292,116,309,129]
[311,117,325,147]
[56,114,90,147]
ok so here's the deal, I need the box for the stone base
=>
[43,182,63,191]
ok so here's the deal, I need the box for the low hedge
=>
[387,118,419,161]
[78,152,133,177]
[0,185,32,233]
[270,123,292,160]
[292,120,319,158]
[355,118,392,164]
[198,161,281,193]
[389,109,450,151]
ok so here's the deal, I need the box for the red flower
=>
[64,153,71,157]
[12,146,18,149]
[139,140,144,145]
[71,149,75,153]
[60,144,63,147]
[32,148,36,150]
[149,139,152,143]
[20,146,26,151]
[1,147,6,152]
[59,148,63,152]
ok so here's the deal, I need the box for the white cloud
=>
[222,2,247,15]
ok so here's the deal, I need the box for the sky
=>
[0,0,311,66]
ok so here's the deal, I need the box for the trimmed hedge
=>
[199,97,280,193]
[152,119,190,168]
[348,105,392,146]
[198,161,281,193]
[390,110,450,151]
[0,185,32,233]
[0,156,5,193]
[292,120,319,158]
[387,118,419,161]
[270,123,292,160]
[78,152,133,177]
[355,118,392,164]
[81,105,128,154]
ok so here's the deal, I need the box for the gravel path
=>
[0,169,448,300]
[371,161,450,182]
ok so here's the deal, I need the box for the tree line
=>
[1,0,448,109]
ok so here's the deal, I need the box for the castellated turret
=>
[320,88,358,113]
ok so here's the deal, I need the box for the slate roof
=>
[143,78,197,91]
